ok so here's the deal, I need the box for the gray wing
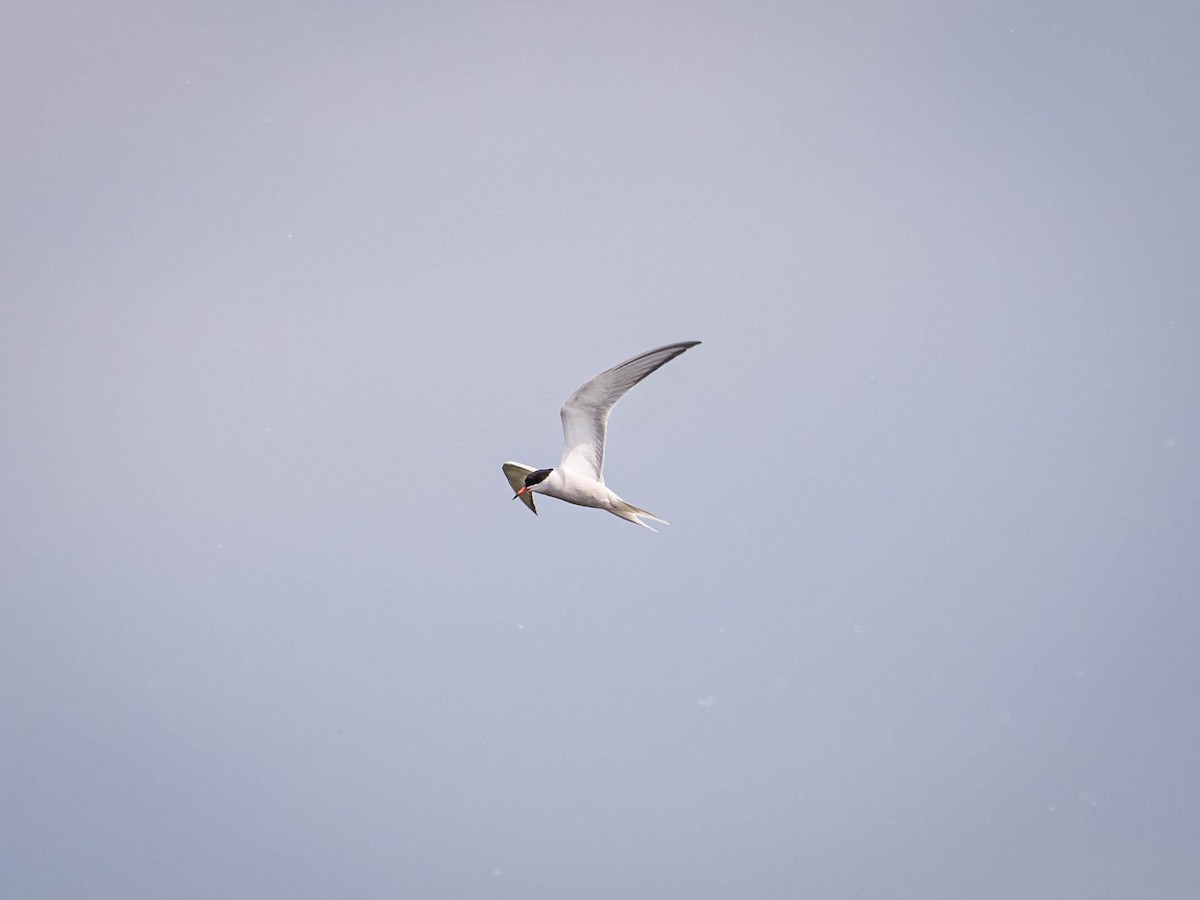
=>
[502,461,538,514]
[558,341,700,480]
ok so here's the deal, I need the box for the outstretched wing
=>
[502,461,538,514]
[558,341,700,480]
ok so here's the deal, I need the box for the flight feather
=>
[558,341,700,480]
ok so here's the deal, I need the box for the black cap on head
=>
[524,468,553,487]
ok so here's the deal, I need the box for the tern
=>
[502,340,700,531]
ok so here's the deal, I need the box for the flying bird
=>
[502,341,700,531]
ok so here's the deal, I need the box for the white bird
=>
[502,341,700,531]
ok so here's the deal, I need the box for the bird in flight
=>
[502,341,700,531]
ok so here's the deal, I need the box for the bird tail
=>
[610,500,669,532]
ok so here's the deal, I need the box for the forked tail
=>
[610,500,669,532]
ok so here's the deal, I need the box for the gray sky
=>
[3,2,1198,898]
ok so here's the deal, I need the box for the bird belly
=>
[541,470,617,510]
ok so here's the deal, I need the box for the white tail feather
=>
[611,501,669,532]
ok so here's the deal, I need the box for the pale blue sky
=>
[3,2,1198,897]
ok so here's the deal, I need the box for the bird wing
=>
[558,341,700,481]
[502,461,538,514]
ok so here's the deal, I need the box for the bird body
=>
[502,340,700,531]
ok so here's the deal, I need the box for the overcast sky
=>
[3,2,1198,898]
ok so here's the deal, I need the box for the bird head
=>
[514,468,553,500]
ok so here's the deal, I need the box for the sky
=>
[2,1,1198,897]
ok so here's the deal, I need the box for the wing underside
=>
[558,341,700,480]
